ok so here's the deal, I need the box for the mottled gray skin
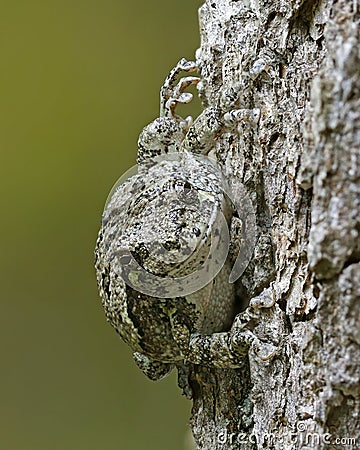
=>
[95,59,272,390]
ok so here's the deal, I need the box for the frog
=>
[95,58,275,393]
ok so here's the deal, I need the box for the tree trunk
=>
[189,1,360,448]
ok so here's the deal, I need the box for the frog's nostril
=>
[183,181,192,193]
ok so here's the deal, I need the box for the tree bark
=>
[189,1,360,448]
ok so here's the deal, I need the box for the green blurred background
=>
[0,1,203,449]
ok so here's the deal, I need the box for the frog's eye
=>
[183,181,192,194]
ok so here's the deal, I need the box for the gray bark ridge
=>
[190,1,360,449]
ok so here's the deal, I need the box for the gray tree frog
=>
[95,59,274,392]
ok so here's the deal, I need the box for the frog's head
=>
[101,153,231,297]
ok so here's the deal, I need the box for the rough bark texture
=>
[189,1,360,449]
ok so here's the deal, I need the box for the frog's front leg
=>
[170,295,277,369]
[176,328,276,369]
[181,106,261,155]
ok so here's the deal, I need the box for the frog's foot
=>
[231,328,277,361]
[133,352,174,381]
[165,76,200,124]
[230,298,278,361]
[160,58,197,106]
[160,58,200,123]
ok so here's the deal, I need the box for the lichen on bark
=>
[189,1,360,448]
